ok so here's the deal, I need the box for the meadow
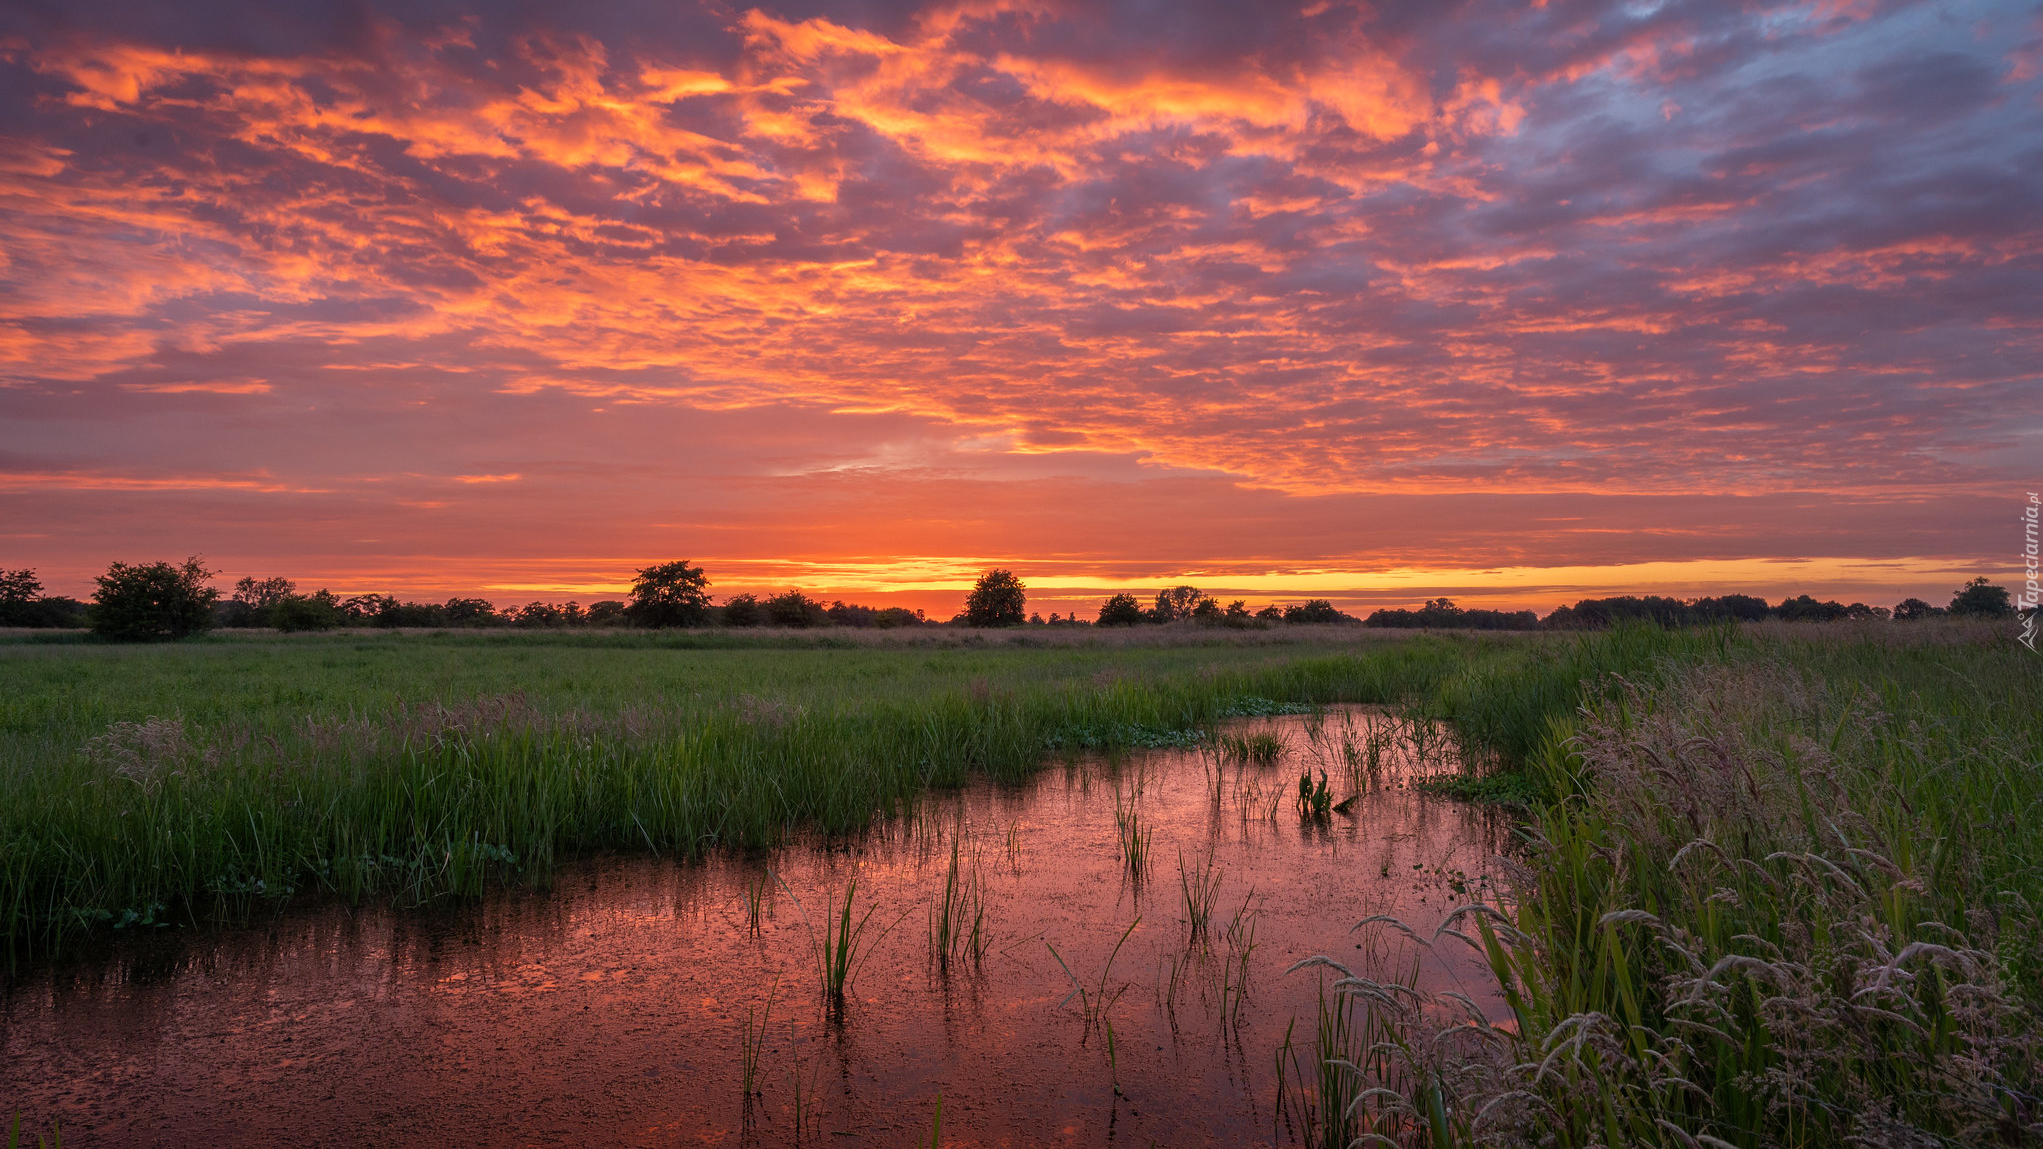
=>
[3,619,2038,1146]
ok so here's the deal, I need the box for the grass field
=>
[5,619,2038,1145]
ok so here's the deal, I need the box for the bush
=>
[1281,599,1347,624]
[1893,596,1943,620]
[720,593,762,627]
[586,600,627,626]
[90,557,220,641]
[764,590,826,628]
[1096,593,1145,626]
[625,560,713,628]
[965,569,1027,627]
[272,591,344,632]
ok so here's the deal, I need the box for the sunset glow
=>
[3,0,2037,614]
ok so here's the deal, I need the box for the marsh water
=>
[2,708,1519,1146]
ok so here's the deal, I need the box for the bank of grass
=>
[3,625,1650,960]
[1341,620,2043,1148]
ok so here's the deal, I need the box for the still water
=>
[3,708,1518,1146]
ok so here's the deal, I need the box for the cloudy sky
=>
[2,0,2037,614]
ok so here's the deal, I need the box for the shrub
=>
[272,591,344,632]
[90,557,220,641]
[1893,596,1943,620]
[764,590,826,628]
[721,593,762,627]
[1096,593,1145,626]
[625,560,713,628]
[1281,599,1346,624]
[964,569,1027,627]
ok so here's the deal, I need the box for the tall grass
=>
[1328,621,2043,1147]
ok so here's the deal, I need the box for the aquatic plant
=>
[1113,796,1151,880]
[1294,769,1332,817]
[1216,729,1285,765]
[1176,850,1221,945]
[741,870,769,936]
[738,973,778,1095]
[1047,916,1141,1040]
[928,833,987,971]
[5,1112,60,1149]
[817,878,887,1011]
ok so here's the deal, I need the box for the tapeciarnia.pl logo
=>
[2022,492,2038,653]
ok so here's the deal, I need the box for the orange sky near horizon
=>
[1,0,2037,617]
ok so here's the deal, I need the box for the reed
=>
[5,1113,60,1149]
[1113,794,1151,880]
[817,879,886,1011]
[1047,916,1140,1039]
[928,832,987,971]
[1176,849,1221,945]
[738,974,778,1095]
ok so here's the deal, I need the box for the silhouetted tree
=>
[586,600,628,626]
[626,560,712,628]
[1152,585,1208,623]
[0,568,42,626]
[965,569,1027,627]
[1254,604,1284,621]
[1096,593,1145,626]
[224,575,296,627]
[273,590,344,632]
[1893,597,1943,621]
[765,590,827,628]
[91,557,219,641]
[509,601,565,629]
[1774,594,1849,622]
[1694,594,1771,622]
[1282,599,1346,624]
[1949,577,2013,618]
[442,598,498,627]
[721,593,762,627]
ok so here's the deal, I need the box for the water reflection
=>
[3,708,1519,1146]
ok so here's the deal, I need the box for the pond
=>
[2,707,1520,1146]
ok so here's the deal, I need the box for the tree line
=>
[0,559,2026,641]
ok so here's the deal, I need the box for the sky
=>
[1,0,2038,617]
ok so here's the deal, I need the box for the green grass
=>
[1339,620,2043,1148]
